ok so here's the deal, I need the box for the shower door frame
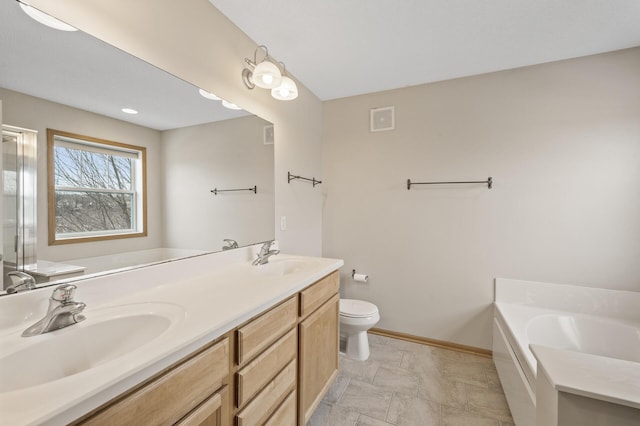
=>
[2,124,37,288]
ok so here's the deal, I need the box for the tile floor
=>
[308,333,514,426]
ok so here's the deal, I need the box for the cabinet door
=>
[176,385,228,426]
[298,294,339,425]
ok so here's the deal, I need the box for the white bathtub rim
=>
[531,344,640,410]
[494,302,640,410]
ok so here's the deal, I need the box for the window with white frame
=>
[47,129,146,244]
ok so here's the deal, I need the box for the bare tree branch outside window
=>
[53,138,139,236]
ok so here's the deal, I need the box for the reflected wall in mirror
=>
[0,1,274,294]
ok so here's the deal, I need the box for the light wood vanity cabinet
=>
[175,386,228,426]
[236,296,298,365]
[233,271,339,426]
[234,296,298,425]
[236,328,297,407]
[75,269,339,426]
[299,270,339,318]
[264,390,297,426]
[77,336,231,426]
[298,271,340,425]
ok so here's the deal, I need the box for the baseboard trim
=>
[369,328,492,358]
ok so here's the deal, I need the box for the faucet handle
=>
[51,284,77,302]
[6,271,36,294]
[223,239,239,250]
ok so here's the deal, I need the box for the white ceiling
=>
[209,0,640,100]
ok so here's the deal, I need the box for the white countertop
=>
[0,247,343,425]
[531,344,640,410]
[24,260,86,278]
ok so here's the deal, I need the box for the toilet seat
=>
[339,299,378,318]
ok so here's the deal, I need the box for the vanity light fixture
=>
[242,45,298,101]
[221,100,242,110]
[242,45,282,89]
[121,108,138,114]
[18,1,78,31]
[271,63,298,101]
[199,88,242,111]
[198,88,221,101]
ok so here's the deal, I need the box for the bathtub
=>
[68,247,208,275]
[493,278,640,426]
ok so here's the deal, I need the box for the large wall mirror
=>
[0,1,275,295]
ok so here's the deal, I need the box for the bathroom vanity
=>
[0,245,343,425]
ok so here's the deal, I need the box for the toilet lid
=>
[340,299,379,318]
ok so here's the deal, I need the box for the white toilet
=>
[339,299,380,361]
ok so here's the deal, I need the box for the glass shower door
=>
[2,125,37,291]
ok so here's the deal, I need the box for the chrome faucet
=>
[6,271,37,294]
[222,239,239,250]
[252,241,280,266]
[22,284,86,337]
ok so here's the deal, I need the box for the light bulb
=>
[198,88,220,101]
[271,76,298,101]
[222,100,242,110]
[252,60,282,89]
[19,2,78,31]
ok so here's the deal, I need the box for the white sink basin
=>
[252,259,307,276]
[0,302,185,393]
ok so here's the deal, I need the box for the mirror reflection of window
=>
[47,129,147,245]
[0,0,274,291]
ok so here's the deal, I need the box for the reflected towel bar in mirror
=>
[211,186,257,195]
[407,177,492,190]
[288,171,322,187]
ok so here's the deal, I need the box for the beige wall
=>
[161,115,274,250]
[0,87,163,262]
[322,48,640,349]
[26,1,640,350]
[29,0,324,256]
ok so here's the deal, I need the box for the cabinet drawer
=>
[237,296,297,365]
[176,385,227,426]
[265,390,296,426]
[237,328,297,407]
[299,271,339,318]
[81,338,229,426]
[235,360,297,426]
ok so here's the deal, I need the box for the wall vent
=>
[263,124,274,145]
[370,106,395,132]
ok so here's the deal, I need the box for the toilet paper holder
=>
[351,269,369,282]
